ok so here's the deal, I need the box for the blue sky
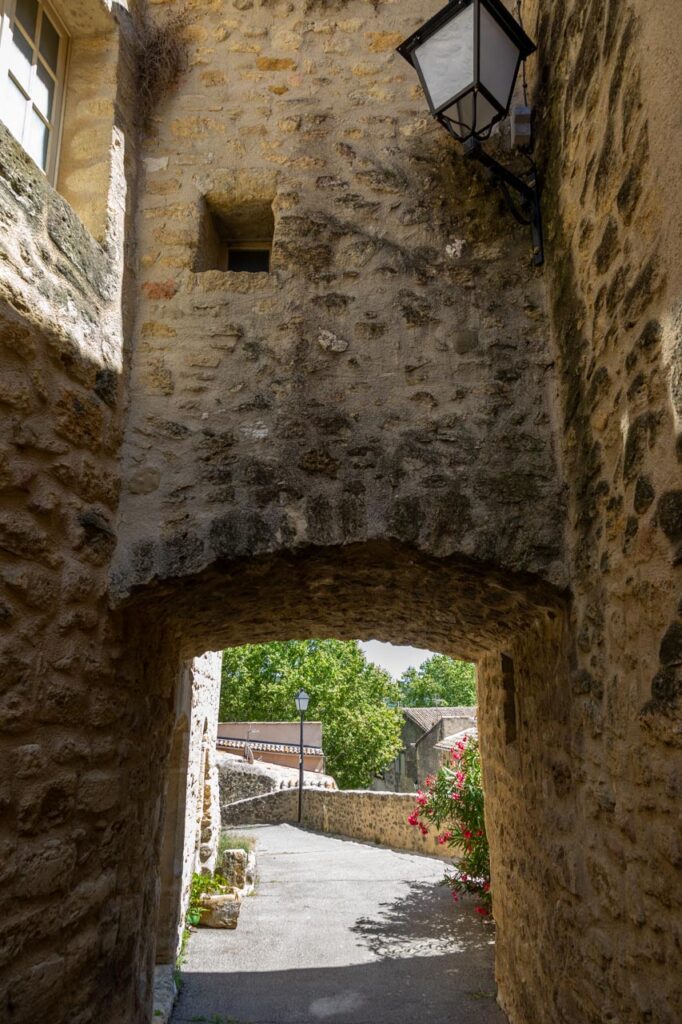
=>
[358,640,435,680]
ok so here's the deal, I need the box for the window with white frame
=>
[0,0,68,180]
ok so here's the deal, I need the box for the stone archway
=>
[124,540,570,1023]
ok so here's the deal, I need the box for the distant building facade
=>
[373,707,477,792]
[217,721,325,773]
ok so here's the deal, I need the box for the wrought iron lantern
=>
[397,0,536,143]
[294,689,310,713]
[398,0,544,265]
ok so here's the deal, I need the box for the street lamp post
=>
[294,689,310,824]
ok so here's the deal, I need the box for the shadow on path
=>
[351,879,493,960]
[172,956,500,1024]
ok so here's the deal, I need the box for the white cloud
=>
[358,640,435,680]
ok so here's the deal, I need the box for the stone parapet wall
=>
[222,788,452,861]
[218,752,336,814]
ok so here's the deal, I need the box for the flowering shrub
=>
[408,734,491,916]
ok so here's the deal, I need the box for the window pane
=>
[3,74,28,141]
[26,107,49,169]
[39,14,60,73]
[33,61,54,119]
[8,23,34,93]
[15,0,38,40]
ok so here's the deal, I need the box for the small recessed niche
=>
[195,195,274,274]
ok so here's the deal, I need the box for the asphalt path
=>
[172,823,506,1024]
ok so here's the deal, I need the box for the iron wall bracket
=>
[462,138,544,266]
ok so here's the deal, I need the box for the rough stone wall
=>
[0,8,197,1022]
[476,2,682,1023]
[222,787,452,860]
[156,651,222,964]
[0,30,144,1013]
[113,0,566,602]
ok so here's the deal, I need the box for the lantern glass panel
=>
[442,90,498,138]
[295,689,310,713]
[479,3,521,108]
[413,2,474,112]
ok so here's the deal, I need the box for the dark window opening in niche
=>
[195,195,274,273]
[501,653,517,745]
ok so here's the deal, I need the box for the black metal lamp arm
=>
[462,138,544,266]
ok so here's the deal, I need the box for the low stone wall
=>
[222,788,453,860]
[218,752,336,816]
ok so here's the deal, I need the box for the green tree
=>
[220,640,403,789]
[399,655,477,707]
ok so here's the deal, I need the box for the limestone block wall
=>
[0,86,138,1021]
[0,9,177,1023]
[222,787,452,860]
[113,0,566,602]
[156,651,222,964]
[476,2,682,1023]
[188,653,222,878]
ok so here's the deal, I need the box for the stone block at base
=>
[199,893,241,929]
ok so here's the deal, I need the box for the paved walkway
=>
[172,824,506,1024]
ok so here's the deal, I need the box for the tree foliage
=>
[220,640,403,789]
[398,654,477,707]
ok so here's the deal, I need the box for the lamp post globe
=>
[295,689,310,714]
[295,689,309,823]
[397,0,536,143]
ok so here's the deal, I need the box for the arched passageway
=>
[125,540,569,1024]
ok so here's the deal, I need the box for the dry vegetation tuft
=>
[136,1,191,129]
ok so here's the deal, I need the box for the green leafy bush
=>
[187,873,233,926]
